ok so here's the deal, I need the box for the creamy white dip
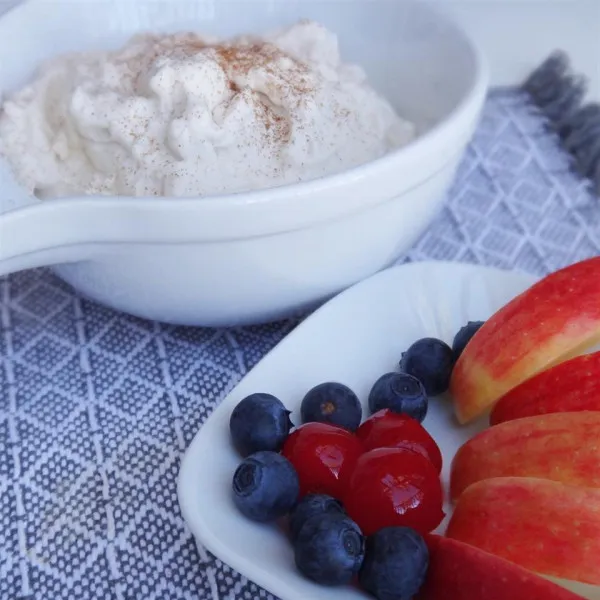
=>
[0,21,415,198]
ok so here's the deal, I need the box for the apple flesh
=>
[490,351,600,425]
[416,534,583,600]
[450,411,600,499]
[446,477,600,586]
[450,257,600,424]
[544,578,600,600]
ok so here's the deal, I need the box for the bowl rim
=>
[1,0,489,214]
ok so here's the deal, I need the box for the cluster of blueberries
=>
[228,321,483,599]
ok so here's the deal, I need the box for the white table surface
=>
[1,0,599,99]
[437,0,600,100]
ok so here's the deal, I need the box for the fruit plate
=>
[177,261,536,600]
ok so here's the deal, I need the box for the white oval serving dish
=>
[178,261,536,600]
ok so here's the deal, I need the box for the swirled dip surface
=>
[0,21,415,198]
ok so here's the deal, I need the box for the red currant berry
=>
[282,422,363,499]
[342,447,444,536]
[356,409,442,473]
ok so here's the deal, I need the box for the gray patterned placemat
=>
[1,81,600,598]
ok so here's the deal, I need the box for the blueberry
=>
[452,320,485,359]
[229,393,293,456]
[399,338,455,396]
[301,382,362,431]
[294,513,365,586]
[359,527,429,600]
[368,372,428,422]
[289,493,345,541]
[232,451,299,522]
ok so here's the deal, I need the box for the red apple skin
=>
[450,257,600,424]
[446,477,600,586]
[416,534,583,600]
[450,411,600,500]
[490,351,600,425]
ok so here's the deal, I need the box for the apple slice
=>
[490,351,600,425]
[450,257,600,424]
[450,411,600,499]
[416,534,583,600]
[446,477,600,586]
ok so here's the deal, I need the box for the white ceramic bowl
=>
[0,0,488,327]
